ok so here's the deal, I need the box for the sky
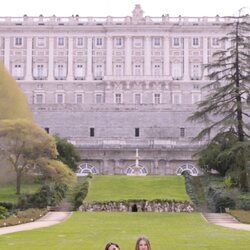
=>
[0,0,249,17]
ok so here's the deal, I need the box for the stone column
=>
[106,36,113,76]
[183,37,189,80]
[144,36,151,76]
[86,36,93,80]
[26,37,33,81]
[125,36,132,76]
[203,37,208,78]
[4,37,10,71]
[67,37,73,81]
[48,37,54,81]
[164,36,170,76]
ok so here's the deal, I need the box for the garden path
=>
[0,211,71,235]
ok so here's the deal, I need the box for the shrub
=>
[0,202,16,211]
[72,179,89,210]
[222,176,234,189]
[0,206,8,219]
[206,186,236,212]
[18,182,68,209]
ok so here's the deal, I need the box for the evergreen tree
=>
[188,10,250,191]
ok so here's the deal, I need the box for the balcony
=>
[103,75,171,81]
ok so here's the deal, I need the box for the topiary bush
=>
[72,179,89,210]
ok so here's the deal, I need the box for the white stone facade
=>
[0,5,242,175]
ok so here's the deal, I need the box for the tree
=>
[0,119,58,194]
[188,11,250,191]
[0,62,33,120]
[54,135,81,172]
[197,131,239,176]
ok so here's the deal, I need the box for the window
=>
[58,37,65,46]
[173,37,180,47]
[76,93,83,104]
[95,64,103,79]
[114,64,123,76]
[173,94,181,104]
[35,94,44,104]
[193,84,199,89]
[191,64,201,80]
[115,37,123,47]
[172,62,182,80]
[56,93,64,104]
[33,64,47,80]
[180,128,185,137]
[95,94,103,104]
[77,37,84,47]
[212,37,220,47]
[55,64,66,80]
[75,64,85,80]
[36,37,46,47]
[115,93,122,104]
[37,83,43,89]
[90,127,95,137]
[37,65,44,77]
[96,37,103,46]
[135,128,140,137]
[154,93,161,104]
[13,64,23,79]
[134,94,141,104]
[153,37,161,47]
[134,64,142,76]
[153,64,162,76]
[15,37,23,46]
[192,37,199,47]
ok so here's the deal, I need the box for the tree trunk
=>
[16,171,22,195]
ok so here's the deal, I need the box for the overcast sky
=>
[0,0,249,17]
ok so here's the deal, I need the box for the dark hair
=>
[135,236,151,250]
[105,242,120,250]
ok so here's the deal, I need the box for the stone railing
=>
[0,15,245,26]
[79,199,195,212]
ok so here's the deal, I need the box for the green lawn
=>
[0,212,250,250]
[85,175,190,202]
[0,184,40,203]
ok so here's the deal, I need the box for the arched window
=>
[125,164,148,176]
[176,164,198,176]
[76,163,98,176]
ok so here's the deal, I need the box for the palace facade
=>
[0,5,238,176]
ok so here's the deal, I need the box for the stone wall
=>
[79,200,195,212]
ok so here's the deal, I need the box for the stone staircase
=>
[202,213,240,224]
[48,199,74,212]
[201,213,250,231]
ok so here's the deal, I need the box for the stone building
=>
[0,5,238,176]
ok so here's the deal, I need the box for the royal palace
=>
[0,5,238,176]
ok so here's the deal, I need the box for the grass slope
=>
[85,175,190,202]
[0,212,250,249]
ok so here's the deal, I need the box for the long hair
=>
[105,242,120,250]
[135,236,151,250]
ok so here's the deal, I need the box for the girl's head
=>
[105,242,120,250]
[135,236,151,250]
